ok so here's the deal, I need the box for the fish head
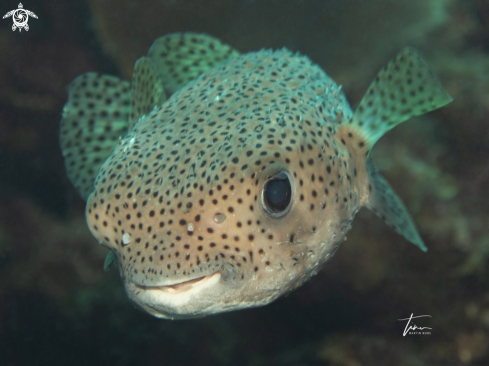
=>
[85,50,359,319]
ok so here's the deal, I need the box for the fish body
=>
[60,33,451,319]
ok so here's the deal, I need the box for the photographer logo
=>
[3,3,37,32]
[398,313,432,336]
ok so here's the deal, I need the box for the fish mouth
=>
[127,272,222,319]
[134,272,221,294]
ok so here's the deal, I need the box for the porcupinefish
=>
[60,33,451,319]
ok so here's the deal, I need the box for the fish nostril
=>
[213,213,226,223]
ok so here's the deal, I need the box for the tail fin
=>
[346,48,452,250]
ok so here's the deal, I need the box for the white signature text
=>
[398,313,432,336]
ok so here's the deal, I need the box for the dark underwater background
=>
[1,0,489,365]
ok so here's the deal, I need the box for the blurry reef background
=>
[1,0,489,365]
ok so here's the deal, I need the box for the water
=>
[1,0,488,365]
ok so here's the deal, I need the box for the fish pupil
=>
[267,180,288,206]
[263,172,292,214]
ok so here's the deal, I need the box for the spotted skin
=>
[86,49,360,317]
[61,34,451,319]
[60,33,238,200]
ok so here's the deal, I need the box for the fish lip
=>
[126,272,222,319]
[133,272,221,294]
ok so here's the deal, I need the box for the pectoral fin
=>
[343,47,453,251]
[366,157,426,251]
[104,250,117,272]
[348,47,452,149]
[60,73,131,199]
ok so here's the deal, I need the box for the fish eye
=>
[261,171,294,217]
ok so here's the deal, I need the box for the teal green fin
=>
[103,250,117,272]
[365,158,426,251]
[147,32,240,94]
[60,73,131,199]
[349,47,452,148]
[129,57,167,130]
[344,48,453,251]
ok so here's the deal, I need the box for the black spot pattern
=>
[59,36,455,319]
[129,57,167,129]
[60,73,131,199]
[349,47,452,147]
[86,48,359,288]
[148,32,240,94]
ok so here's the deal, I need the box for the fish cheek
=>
[304,194,354,268]
[188,200,257,285]
[86,192,120,251]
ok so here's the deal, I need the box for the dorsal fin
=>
[147,32,240,94]
[60,73,131,199]
[339,48,452,250]
[129,57,167,130]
